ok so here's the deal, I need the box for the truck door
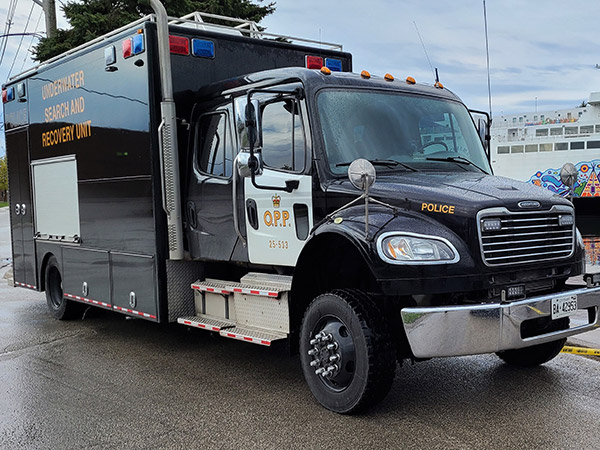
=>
[186,105,238,261]
[6,131,36,288]
[237,89,313,266]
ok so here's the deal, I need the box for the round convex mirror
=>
[348,158,376,191]
[560,162,577,188]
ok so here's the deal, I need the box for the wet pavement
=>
[1,205,600,449]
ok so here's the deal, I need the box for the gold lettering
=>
[264,211,273,226]
[282,210,290,227]
[273,210,281,227]
[449,206,455,214]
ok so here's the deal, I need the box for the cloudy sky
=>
[2,0,600,155]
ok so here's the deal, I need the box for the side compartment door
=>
[238,91,313,266]
[6,131,36,288]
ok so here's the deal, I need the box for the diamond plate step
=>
[177,316,235,332]
[219,327,287,347]
[191,274,290,299]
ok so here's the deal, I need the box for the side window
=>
[261,99,305,172]
[196,112,233,177]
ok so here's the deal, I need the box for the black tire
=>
[299,289,396,414]
[496,338,566,367]
[45,255,82,320]
[496,317,568,367]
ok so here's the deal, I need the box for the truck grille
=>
[478,206,575,266]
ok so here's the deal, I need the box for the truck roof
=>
[194,67,462,103]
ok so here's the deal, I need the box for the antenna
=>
[483,0,492,117]
[414,21,436,81]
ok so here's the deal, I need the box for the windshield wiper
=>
[336,159,418,172]
[424,155,488,174]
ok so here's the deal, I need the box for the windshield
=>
[317,89,491,175]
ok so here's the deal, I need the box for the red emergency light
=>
[169,36,189,55]
[305,55,323,70]
[122,38,132,59]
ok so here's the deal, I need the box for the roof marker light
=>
[384,73,394,81]
[191,39,215,58]
[169,35,189,55]
[434,81,444,89]
[406,76,416,84]
[132,34,145,55]
[305,55,323,69]
[325,58,342,72]
[320,66,331,75]
[361,70,371,79]
[122,38,132,58]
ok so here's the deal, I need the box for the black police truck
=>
[4,5,600,413]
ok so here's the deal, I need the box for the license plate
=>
[551,295,578,320]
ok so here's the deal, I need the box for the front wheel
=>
[299,289,396,414]
[496,338,566,367]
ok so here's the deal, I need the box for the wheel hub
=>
[307,319,355,389]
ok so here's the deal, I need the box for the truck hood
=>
[327,172,571,214]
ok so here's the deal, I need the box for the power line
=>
[0,0,21,67]
[20,9,43,72]
[8,1,35,77]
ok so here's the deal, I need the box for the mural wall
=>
[528,159,600,198]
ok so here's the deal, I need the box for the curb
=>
[561,346,600,357]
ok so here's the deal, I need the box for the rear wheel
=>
[299,289,396,414]
[45,255,82,320]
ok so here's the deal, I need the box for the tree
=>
[33,0,275,62]
[0,155,8,203]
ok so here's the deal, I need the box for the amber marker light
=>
[406,76,416,84]
[361,70,371,79]
[384,73,394,81]
[321,66,332,75]
[435,81,444,89]
[137,28,143,34]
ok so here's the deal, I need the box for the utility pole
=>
[32,0,57,39]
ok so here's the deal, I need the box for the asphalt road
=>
[1,206,600,449]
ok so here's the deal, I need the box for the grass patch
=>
[0,202,8,208]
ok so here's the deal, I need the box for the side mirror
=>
[237,151,263,178]
[477,117,489,149]
[239,99,261,150]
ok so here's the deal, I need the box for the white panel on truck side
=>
[31,155,80,241]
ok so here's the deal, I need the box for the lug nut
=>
[326,343,338,350]
[321,333,332,342]
[315,368,325,375]
[310,360,319,367]
[329,355,339,362]
[308,349,317,356]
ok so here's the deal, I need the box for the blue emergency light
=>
[192,39,215,58]
[325,58,342,72]
[132,34,145,55]
[5,87,14,102]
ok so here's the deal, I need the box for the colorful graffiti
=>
[528,159,600,198]
[583,236,600,268]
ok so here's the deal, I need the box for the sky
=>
[2,0,600,156]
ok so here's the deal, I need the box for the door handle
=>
[246,199,259,230]
[15,204,20,215]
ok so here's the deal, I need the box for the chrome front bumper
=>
[401,285,600,359]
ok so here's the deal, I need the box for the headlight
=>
[377,232,459,264]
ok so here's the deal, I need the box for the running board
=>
[177,316,235,331]
[220,327,287,347]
